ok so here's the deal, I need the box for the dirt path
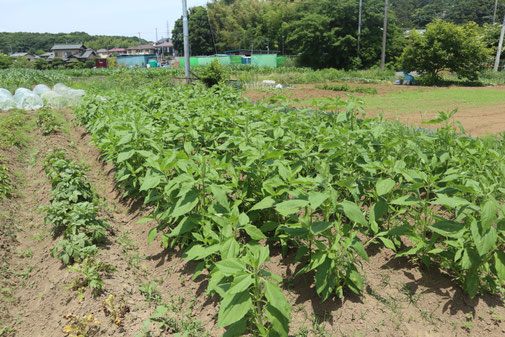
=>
[1,109,504,337]
[0,110,218,337]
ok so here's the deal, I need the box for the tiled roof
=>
[51,44,85,50]
[127,44,155,50]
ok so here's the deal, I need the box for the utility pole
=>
[167,21,170,40]
[493,0,499,24]
[357,0,363,55]
[282,35,285,55]
[381,0,389,71]
[494,13,505,71]
[138,32,141,39]
[155,28,158,42]
[182,0,191,84]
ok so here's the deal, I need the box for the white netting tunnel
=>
[0,84,86,111]
[0,90,17,111]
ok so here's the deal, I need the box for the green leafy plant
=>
[37,108,61,135]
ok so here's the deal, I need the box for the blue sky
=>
[0,0,209,41]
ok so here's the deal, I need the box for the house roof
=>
[10,52,30,57]
[156,42,173,48]
[79,49,96,59]
[51,44,85,50]
[108,48,126,52]
[127,44,155,50]
[97,49,108,53]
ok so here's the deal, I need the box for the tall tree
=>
[172,6,216,56]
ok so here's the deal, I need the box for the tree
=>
[0,54,12,69]
[11,56,33,69]
[399,20,491,82]
[33,58,49,70]
[172,6,215,56]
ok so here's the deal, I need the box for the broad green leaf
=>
[461,248,480,270]
[275,199,309,216]
[347,267,363,295]
[210,184,230,211]
[249,196,276,212]
[147,228,157,244]
[391,195,420,206]
[243,224,267,240]
[472,222,497,257]
[266,304,290,337]
[222,317,247,337]
[228,274,253,294]
[220,238,240,260]
[308,192,329,210]
[481,198,498,231]
[170,188,199,218]
[429,220,465,238]
[464,269,479,299]
[218,291,252,328]
[264,280,291,316]
[183,244,219,261]
[376,178,395,196]
[117,149,135,163]
[215,258,246,276]
[430,194,470,208]
[238,212,250,226]
[167,215,198,237]
[341,200,367,227]
[140,171,162,191]
[352,237,369,262]
[494,251,505,282]
[310,221,332,234]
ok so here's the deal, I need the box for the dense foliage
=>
[400,20,491,82]
[74,84,505,335]
[172,0,503,69]
[0,31,148,55]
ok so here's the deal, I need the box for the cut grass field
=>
[244,83,505,136]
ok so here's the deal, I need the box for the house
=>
[155,41,174,57]
[108,48,127,56]
[127,44,156,55]
[78,49,96,61]
[10,53,37,61]
[96,49,109,57]
[51,44,87,58]
[50,44,96,63]
[39,52,54,60]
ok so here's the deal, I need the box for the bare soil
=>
[244,83,505,137]
[1,109,504,337]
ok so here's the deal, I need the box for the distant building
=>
[10,53,37,61]
[96,49,109,57]
[51,44,87,58]
[108,48,127,56]
[155,41,174,57]
[50,44,96,63]
[127,44,156,55]
[39,52,55,61]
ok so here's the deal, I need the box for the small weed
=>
[16,248,33,259]
[37,108,61,135]
[68,257,114,295]
[103,294,130,327]
[62,313,100,337]
[140,281,161,305]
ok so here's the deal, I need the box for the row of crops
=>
[73,84,505,336]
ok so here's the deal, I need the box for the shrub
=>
[198,59,227,87]
[399,20,490,82]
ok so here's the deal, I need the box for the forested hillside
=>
[0,32,148,54]
[172,0,504,69]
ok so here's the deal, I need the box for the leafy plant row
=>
[316,83,378,94]
[0,156,11,201]
[74,85,505,335]
[43,151,108,267]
